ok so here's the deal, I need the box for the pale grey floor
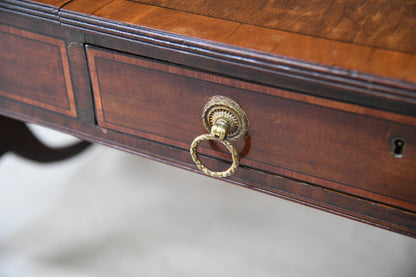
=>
[0,126,415,277]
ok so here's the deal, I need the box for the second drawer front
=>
[86,46,416,211]
[0,25,76,117]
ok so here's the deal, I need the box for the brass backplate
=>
[202,95,248,141]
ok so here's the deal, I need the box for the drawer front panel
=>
[87,46,416,211]
[0,25,76,117]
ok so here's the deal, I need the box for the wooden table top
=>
[33,0,416,84]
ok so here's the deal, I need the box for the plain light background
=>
[0,125,415,277]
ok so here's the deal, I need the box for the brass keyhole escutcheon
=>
[190,96,248,178]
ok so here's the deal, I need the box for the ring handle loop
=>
[190,133,239,178]
[190,96,248,178]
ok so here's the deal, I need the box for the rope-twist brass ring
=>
[190,134,239,178]
[190,96,248,178]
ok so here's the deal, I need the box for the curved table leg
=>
[0,115,91,162]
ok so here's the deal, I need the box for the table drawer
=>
[0,25,76,118]
[86,46,416,212]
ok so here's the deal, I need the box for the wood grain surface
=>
[0,25,76,117]
[57,0,416,84]
[129,0,416,54]
[87,46,416,212]
[33,0,71,7]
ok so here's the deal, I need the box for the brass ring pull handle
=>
[190,96,248,178]
[190,134,239,178]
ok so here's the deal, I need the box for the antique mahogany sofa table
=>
[1,0,415,237]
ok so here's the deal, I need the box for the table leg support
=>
[0,115,91,162]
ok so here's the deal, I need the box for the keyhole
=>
[391,138,406,158]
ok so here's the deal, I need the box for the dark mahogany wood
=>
[1,0,415,237]
[87,46,416,212]
[0,24,76,117]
